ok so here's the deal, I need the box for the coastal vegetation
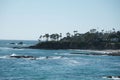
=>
[30,28,120,49]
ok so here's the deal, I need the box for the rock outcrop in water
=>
[9,42,23,45]
[10,55,35,58]
[103,76,120,79]
[10,54,36,60]
[18,42,23,45]
[9,54,64,60]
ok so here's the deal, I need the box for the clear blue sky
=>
[0,0,120,40]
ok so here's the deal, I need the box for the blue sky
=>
[0,0,120,40]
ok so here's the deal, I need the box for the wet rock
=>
[10,55,36,59]
[18,42,23,45]
[10,43,15,44]
[105,76,120,79]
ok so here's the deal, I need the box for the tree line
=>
[30,28,120,49]
[38,33,62,41]
[38,30,81,41]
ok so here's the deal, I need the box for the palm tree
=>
[66,32,71,37]
[59,33,62,40]
[50,34,60,41]
[38,35,42,41]
[44,34,49,41]
[101,29,104,34]
[90,29,96,33]
[112,28,115,33]
[55,33,59,41]
[50,34,55,41]
[73,30,78,36]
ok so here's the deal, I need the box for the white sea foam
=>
[10,53,17,56]
[0,53,18,59]
[0,47,24,51]
[112,77,120,80]
[54,52,58,55]
[36,56,63,60]
[67,60,80,66]
[36,57,46,60]
[48,56,63,59]
[63,58,80,66]
[69,59,80,64]
[14,48,25,50]
[0,55,10,59]
[0,47,12,50]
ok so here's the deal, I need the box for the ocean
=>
[0,40,120,80]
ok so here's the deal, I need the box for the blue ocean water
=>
[0,40,120,80]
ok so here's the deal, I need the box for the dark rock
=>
[10,43,15,44]
[106,76,112,78]
[108,53,120,56]
[13,47,22,49]
[106,76,120,79]
[18,42,23,45]
[10,55,35,59]
[118,76,120,78]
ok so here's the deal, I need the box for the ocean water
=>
[0,40,120,80]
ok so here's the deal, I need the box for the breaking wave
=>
[0,53,64,60]
[0,55,10,59]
